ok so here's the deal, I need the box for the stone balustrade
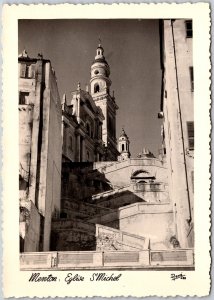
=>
[20,248,194,270]
[94,158,166,174]
[96,224,149,251]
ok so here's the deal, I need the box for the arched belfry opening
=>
[94,83,100,93]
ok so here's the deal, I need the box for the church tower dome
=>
[90,42,111,95]
[118,128,131,161]
[91,41,119,161]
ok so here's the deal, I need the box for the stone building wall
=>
[19,54,62,251]
[19,106,33,199]
[161,20,194,248]
[94,158,168,188]
[40,63,62,250]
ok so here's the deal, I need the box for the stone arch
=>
[131,169,156,183]
[132,169,150,178]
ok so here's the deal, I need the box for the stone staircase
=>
[51,184,150,252]
[52,175,171,251]
[51,216,150,252]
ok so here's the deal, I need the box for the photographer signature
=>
[171,273,186,281]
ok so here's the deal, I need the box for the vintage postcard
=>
[2,3,211,298]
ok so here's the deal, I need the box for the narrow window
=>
[86,123,90,135]
[26,65,30,78]
[185,20,193,38]
[20,64,27,78]
[29,64,36,78]
[19,92,29,105]
[69,136,73,151]
[122,144,124,151]
[187,121,194,150]
[189,67,194,92]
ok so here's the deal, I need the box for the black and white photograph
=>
[2,3,210,298]
[18,18,194,270]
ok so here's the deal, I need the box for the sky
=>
[19,19,162,157]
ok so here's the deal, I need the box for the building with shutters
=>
[159,19,194,248]
[18,50,62,252]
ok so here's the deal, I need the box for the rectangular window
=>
[19,92,29,105]
[20,64,27,78]
[20,63,36,78]
[187,121,194,150]
[185,20,193,38]
[29,64,36,78]
[189,67,194,92]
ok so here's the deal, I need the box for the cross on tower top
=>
[98,37,102,47]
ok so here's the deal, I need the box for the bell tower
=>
[91,42,119,161]
[118,128,131,161]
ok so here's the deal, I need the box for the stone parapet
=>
[20,248,194,270]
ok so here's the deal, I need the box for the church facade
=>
[61,43,119,163]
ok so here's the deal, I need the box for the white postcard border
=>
[2,3,211,297]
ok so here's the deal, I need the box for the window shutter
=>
[185,20,193,38]
[189,67,194,92]
[29,64,36,78]
[187,122,194,150]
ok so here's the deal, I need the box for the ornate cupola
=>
[90,43,111,95]
[118,128,131,161]
[91,41,119,161]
